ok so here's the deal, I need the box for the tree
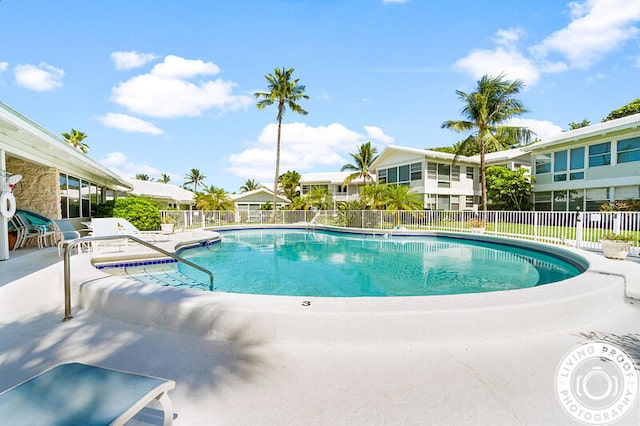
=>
[61,128,89,154]
[381,185,423,226]
[255,67,309,219]
[341,141,378,185]
[485,166,534,211]
[360,182,388,210]
[442,74,533,211]
[196,185,235,210]
[278,170,301,201]
[134,174,151,181]
[568,119,590,130]
[240,179,261,192]
[158,173,171,184]
[185,168,206,192]
[306,186,332,210]
[603,98,640,122]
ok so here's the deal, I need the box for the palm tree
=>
[158,173,171,184]
[61,129,89,154]
[341,141,378,185]
[255,67,309,219]
[196,185,235,210]
[306,186,332,210]
[240,179,261,192]
[185,168,206,192]
[360,182,388,210]
[441,73,532,211]
[134,173,150,181]
[382,185,423,227]
[278,170,301,201]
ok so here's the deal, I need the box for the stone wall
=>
[6,156,61,219]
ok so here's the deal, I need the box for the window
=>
[535,154,551,174]
[336,185,347,193]
[553,191,568,211]
[617,137,640,164]
[553,174,567,182]
[410,162,422,181]
[81,180,90,218]
[398,165,410,182]
[437,195,450,210]
[588,142,611,167]
[534,192,551,211]
[569,190,584,211]
[570,147,584,170]
[615,185,640,200]
[67,176,80,218]
[466,166,475,180]
[465,196,474,208]
[554,150,567,172]
[586,188,609,211]
[379,163,423,186]
[451,196,460,211]
[427,162,437,180]
[437,164,450,181]
[59,175,68,219]
[451,166,460,182]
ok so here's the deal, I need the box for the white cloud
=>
[111,55,251,118]
[14,63,64,91]
[101,152,162,180]
[455,47,541,85]
[96,113,165,135]
[226,122,378,180]
[455,1,640,85]
[364,126,395,144]
[507,118,562,140]
[0,62,8,73]
[111,51,158,70]
[531,0,640,68]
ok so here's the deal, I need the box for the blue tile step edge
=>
[95,257,178,270]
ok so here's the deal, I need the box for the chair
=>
[90,218,127,253]
[115,218,169,242]
[52,219,83,257]
[0,362,176,426]
[11,213,55,249]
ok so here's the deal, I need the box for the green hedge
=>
[97,197,160,231]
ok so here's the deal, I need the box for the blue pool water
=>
[177,229,585,297]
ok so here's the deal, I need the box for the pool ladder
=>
[62,234,214,322]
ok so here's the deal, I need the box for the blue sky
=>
[1,0,639,192]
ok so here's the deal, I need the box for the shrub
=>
[112,197,160,230]
[600,233,634,242]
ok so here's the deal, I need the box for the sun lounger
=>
[0,362,176,426]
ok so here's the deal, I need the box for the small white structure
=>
[127,179,195,209]
[231,188,289,222]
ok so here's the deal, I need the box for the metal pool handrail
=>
[62,234,214,322]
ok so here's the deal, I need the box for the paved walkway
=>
[1,247,639,425]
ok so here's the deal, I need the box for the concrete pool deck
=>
[1,234,640,425]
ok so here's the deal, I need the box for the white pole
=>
[0,149,9,261]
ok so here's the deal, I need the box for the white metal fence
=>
[161,209,640,256]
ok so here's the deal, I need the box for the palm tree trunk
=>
[480,146,487,212]
[272,115,283,223]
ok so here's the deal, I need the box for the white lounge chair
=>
[115,217,169,242]
[91,218,128,253]
[0,362,176,426]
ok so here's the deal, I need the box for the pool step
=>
[108,263,206,290]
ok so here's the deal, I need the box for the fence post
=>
[575,211,583,248]
[533,212,539,241]
[613,213,621,235]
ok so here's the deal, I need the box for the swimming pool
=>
[177,229,584,297]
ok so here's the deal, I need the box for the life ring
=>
[0,192,16,219]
